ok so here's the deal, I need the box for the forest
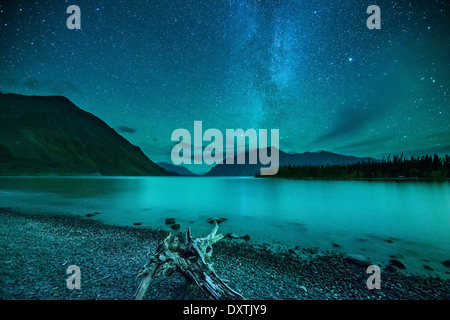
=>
[257,154,450,180]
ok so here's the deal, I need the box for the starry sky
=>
[1,0,449,172]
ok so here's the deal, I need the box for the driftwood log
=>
[135,222,244,300]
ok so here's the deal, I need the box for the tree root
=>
[135,223,244,300]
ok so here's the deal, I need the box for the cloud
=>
[333,131,450,159]
[312,66,410,147]
[2,77,82,96]
[330,135,393,158]
[116,126,136,134]
[56,81,83,95]
[313,106,382,144]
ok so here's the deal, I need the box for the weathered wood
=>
[135,223,244,300]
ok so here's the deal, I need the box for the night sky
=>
[1,0,449,173]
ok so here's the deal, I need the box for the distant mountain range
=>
[157,162,196,176]
[0,93,170,176]
[0,92,377,177]
[204,147,376,176]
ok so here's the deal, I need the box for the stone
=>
[298,286,307,293]
[225,233,240,239]
[207,217,227,224]
[170,223,180,230]
[389,253,404,259]
[442,259,450,268]
[343,254,371,267]
[133,222,142,226]
[165,218,176,225]
[389,259,406,270]
[225,233,250,241]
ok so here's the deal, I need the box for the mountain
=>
[205,147,376,176]
[0,93,170,176]
[157,162,196,176]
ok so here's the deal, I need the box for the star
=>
[0,0,448,161]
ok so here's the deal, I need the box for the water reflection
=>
[1,176,449,278]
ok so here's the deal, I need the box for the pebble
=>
[389,259,407,270]
[207,217,227,224]
[170,223,180,230]
[343,253,371,267]
[165,218,176,225]
[0,208,449,300]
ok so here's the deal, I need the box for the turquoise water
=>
[0,176,449,278]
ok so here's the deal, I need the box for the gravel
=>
[0,207,449,300]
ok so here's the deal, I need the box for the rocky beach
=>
[0,207,449,300]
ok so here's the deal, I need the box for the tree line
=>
[258,154,450,180]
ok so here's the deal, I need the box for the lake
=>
[0,176,449,278]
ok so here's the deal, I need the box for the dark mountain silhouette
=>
[157,162,196,176]
[205,147,376,176]
[0,93,170,176]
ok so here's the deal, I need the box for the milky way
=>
[1,0,449,170]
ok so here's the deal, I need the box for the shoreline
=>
[2,175,450,181]
[0,207,449,300]
[255,175,450,182]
